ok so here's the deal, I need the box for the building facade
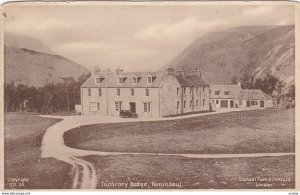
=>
[210,83,274,109]
[80,67,210,117]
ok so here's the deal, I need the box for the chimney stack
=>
[93,66,101,75]
[115,67,124,75]
[167,65,175,75]
[236,76,242,88]
[195,67,201,78]
[178,67,185,77]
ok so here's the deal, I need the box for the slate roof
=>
[81,71,167,88]
[81,71,209,88]
[210,84,241,99]
[236,89,273,100]
[175,75,209,87]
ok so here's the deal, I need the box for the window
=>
[177,88,179,95]
[115,101,122,111]
[224,91,229,95]
[88,88,91,96]
[203,99,205,106]
[89,102,98,112]
[212,100,215,103]
[190,88,192,95]
[131,89,134,96]
[183,101,186,109]
[239,100,242,105]
[118,76,123,84]
[132,76,137,84]
[251,100,258,106]
[96,78,101,84]
[144,102,151,112]
[183,87,186,94]
[115,102,118,111]
[98,88,102,97]
[196,87,198,94]
[216,100,219,104]
[95,77,104,84]
[177,101,180,109]
[147,76,152,84]
[203,87,205,93]
[117,89,120,96]
[196,99,199,107]
[190,100,193,108]
[215,91,220,95]
[146,89,149,96]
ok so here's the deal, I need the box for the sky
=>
[3,2,295,72]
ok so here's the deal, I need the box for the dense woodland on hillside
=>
[4,71,295,114]
[4,73,91,113]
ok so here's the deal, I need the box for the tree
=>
[286,85,295,99]
[253,72,280,95]
[231,75,238,84]
[4,72,92,114]
[241,73,254,89]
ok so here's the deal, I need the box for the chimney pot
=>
[167,65,175,75]
[178,67,185,76]
[195,67,201,78]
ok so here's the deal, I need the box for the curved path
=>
[40,108,295,189]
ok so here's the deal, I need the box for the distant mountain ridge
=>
[166,25,294,85]
[4,46,90,87]
[5,33,55,54]
[4,33,90,87]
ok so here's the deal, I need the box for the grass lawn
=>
[83,154,294,189]
[64,108,295,154]
[4,112,72,189]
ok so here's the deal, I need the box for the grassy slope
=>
[4,113,72,189]
[84,154,294,189]
[64,109,295,154]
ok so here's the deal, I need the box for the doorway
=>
[220,100,228,108]
[260,101,264,108]
[230,100,234,108]
[246,100,251,107]
[129,102,136,113]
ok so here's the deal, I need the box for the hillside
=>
[167,25,294,85]
[4,46,90,87]
[5,33,55,54]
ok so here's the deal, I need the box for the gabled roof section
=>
[185,75,209,86]
[175,74,208,87]
[81,71,166,88]
[237,89,273,100]
[210,84,241,99]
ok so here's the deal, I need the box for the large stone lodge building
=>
[80,66,274,117]
[80,66,210,117]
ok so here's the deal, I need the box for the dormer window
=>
[215,91,220,95]
[132,76,138,84]
[118,76,124,84]
[95,77,104,84]
[147,76,153,84]
[224,91,230,95]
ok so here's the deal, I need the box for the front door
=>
[260,101,264,107]
[230,100,234,108]
[129,102,136,113]
[220,100,228,108]
[246,100,251,107]
[143,102,152,117]
[114,101,122,116]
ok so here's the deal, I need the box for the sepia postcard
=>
[0,0,299,191]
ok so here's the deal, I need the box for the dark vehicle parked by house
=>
[119,110,138,118]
